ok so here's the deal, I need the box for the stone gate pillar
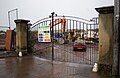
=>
[14,19,30,55]
[95,6,114,75]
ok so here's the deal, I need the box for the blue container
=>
[55,33,62,38]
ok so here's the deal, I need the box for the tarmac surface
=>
[0,56,117,78]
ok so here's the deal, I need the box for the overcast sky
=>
[0,0,114,29]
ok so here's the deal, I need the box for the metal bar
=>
[70,20,71,32]
[79,21,81,63]
[90,24,92,64]
[51,12,55,61]
[43,21,46,58]
[54,18,57,60]
[73,20,74,62]
[57,19,60,61]
[76,21,77,32]
[8,12,11,29]
[69,19,72,62]
[57,15,91,22]
[93,24,96,64]
[8,8,18,29]
[16,8,18,19]
[66,19,68,62]
[8,8,18,13]
[83,23,85,63]
[73,20,74,31]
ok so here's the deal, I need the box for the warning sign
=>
[38,26,51,42]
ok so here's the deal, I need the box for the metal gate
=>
[30,15,99,65]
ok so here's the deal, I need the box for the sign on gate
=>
[38,26,51,42]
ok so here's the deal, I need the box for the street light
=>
[49,12,57,61]
[8,8,18,29]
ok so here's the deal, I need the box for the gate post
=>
[112,0,120,76]
[14,19,30,56]
[95,6,114,75]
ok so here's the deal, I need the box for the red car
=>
[73,40,87,51]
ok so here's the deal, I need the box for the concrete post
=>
[95,6,114,75]
[112,0,120,76]
[14,19,30,55]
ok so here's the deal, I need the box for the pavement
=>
[0,56,117,78]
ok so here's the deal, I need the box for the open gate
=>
[30,15,99,65]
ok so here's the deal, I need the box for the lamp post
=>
[8,8,18,29]
[49,12,57,61]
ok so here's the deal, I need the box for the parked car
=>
[73,40,87,51]
[85,39,94,44]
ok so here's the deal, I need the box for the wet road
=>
[0,56,115,78]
